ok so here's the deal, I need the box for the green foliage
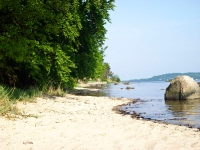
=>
[73,1,114,80]
[101,62,111,80]
[100,62,120,82]
[0,0,115,89]
[9,87,41,101]
[111,74,120,82]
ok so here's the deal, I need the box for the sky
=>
[104,0,200,80]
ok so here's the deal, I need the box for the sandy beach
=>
[0,94,200,150]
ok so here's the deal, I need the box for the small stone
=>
[23,141,33,144]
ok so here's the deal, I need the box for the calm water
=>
[102,81,200,128]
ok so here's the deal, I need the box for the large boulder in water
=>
[165,76,200,100]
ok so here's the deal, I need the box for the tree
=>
[0,0,115,89]
[72,0,114,80]
[101,63,120,82]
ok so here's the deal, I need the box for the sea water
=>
[102,81,200,128]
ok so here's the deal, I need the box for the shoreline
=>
[0,94,200,150]
[119,100,200,130]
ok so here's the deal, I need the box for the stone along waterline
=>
[103,81,200,129]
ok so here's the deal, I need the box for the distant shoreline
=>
[128,72,200,82]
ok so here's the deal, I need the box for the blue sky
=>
[104,0,200,80]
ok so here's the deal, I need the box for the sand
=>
[0,95,200,150]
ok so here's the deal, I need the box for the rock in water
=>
[165,76,200,100]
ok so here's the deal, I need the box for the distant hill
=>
[129,72,200,82]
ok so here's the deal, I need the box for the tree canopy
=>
[0,0,115,89]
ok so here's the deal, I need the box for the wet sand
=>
[0,95,200,150]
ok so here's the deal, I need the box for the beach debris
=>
[23,141,33,144]
[123,82,130,85]
[126,86,134,90]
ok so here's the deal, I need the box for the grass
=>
[46,85,67,97]
[0,84,67,117]
[0,86,20,116]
